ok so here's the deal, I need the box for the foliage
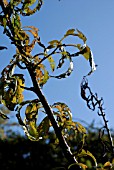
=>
[0,1,114,169]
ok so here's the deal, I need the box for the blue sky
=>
[1,0,114,133]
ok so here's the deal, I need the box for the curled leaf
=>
[65,29,75,36]
[47,56,55,72]
[77,149,97,167]
[76,29,87,43]
[76,44,96,76]
[48,40,60,46]
[50,56,73,79]
[0,109,9,119]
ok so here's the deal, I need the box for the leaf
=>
[23,118,39,141]
[37,116,50,137]
[65,28,75,36]
[23,0,36,8]
[3,17,7,29]
[76,29,87,43]
[60,29,75,41]
[0,109,9,119]
[21,0,43,16]
[47,56,56,72]
[25,102,38,120]
[57,51,69,69]
[52,102,72,123]
[48,40,60,46]
[104,162,112,169]
[50,57,73,79]
[40,69,49,87]
[77,149,97,167]
[76,44,96,76]
[68,163,87,170]
[75,122,86,133]
[76,44,90,60]
[35,62,49,87]
[24,26,39,38]
[87,50,97,76]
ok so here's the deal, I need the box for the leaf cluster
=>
[0,1,113,170]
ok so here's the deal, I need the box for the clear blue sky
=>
[1,0,114,133]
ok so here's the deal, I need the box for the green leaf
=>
[77,149,97,167]
[40,69,49,87]
[76,29,87,43]
[3,17,7,29]
[47,56,56,72]
[52,102,72,122]
[75,122,86,133]
[37,116,50,137]
[65,28,75,36]
[76,44,96,76]
[48,40,60,46]
[50,57,73,79]
[25,102,38,120]
[0,109,9,119]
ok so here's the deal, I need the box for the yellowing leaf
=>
[48,40,60,46]
[37,116,50,137]
[24,0,36,8]
[29,120,38,138]
[48,56,55,72]
[104,162,112,169]
[65,29,75,36]
[76,44,90,60]
[78,163,88,170]
[76,29,87,43]
[76,122,86,133]
[78,149,97,167]
[24,26,39,38]
[25,103,38,120]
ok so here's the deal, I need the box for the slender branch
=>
[26,63,77,164]
[81,77,114,156]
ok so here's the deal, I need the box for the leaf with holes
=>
[50,57,73,79]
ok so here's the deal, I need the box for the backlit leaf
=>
[65,28,75,36]
[3,17,7,29]
[75,122,86,133]
[76,29,87,43]
[0,109,9,119]
[77,149,97,167]
[37,116,50,137]
[76,44,96,76]
[47,56,55,72]
[24,26,39,38]
[50,57,73,79]
[48,40,60,46]
[104,162,112,169]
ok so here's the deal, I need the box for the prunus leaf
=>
[47,56,56,72]
[65,28,75,36]
[37,116,50,137]
[50,56,73,79]
[76,44,96,76]
[76,29,87,43]
[77,149,97,167]
[48,40,60,46]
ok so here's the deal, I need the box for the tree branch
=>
[26,63,77,164]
